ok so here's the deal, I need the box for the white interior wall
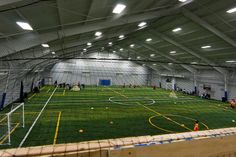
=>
[46,53,149,86]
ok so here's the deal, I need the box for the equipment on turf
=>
[169,91,178,98]
[71,85,80,91]
[0,103,24,145]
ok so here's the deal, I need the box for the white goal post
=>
[0,103,24,145]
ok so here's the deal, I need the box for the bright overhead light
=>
[146,38,152,42]
[168,63,173,65]
[113,50,116,53]
[95,31,102,37]
[153,63,156,66]
[191,62,198,64]
[128,57,131,60]
[170,51,176,54]
[137,56,141,59]
[83,48,87,51]
[142,64,146,66]
[41,44,49,48]
[138,22,147,27]
[87,42,92,46]
[227,7,236,13]
[119,35,124,39]
[120,48,123,51]
[112,4,126,14]
[130,44,135,48]
[16,21,33,30]
[201,45,211,49]
[108,42,112,45]
[51,51,55,54]
[172,27,182,32]
[178,0,187,2]
[150,54,155,57]
[226,60,236,63]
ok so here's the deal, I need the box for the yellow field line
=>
[53,111,62,145]
[137,102,192,131]
[149,116,174,133]
[0,116,7,123]
[0,123,20,144]
[109,88,192,132]
[28,93,36,100]
[108,88,128,98]
[63,89,66,96]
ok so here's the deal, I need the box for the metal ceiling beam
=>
[0,2,191,58]
[0,0,23,6]
[148,30,227,75]
[129,38,196,73]
[182,9,236,48]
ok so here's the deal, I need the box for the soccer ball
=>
[232,120,235,123]
[91,107,94,110]
[79,129,84,133]
[106,107,109,109]
[110,121,114,124]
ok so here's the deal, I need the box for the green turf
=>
[0,85,236,149]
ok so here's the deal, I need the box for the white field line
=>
[18,86,58,148]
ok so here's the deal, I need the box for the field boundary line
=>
[18,87,58,148]
[0,123,20,144]
[53,111,62,145]
[28,93,36,100]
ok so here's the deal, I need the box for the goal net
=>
[0,103,24,145]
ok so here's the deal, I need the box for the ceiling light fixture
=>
[41,44,49,48]
[137,56,141,59]
[108,42,112,45]
[178,0,187,2]
[201,45,211,49]
[51,51,55,54]
[16,21,33,30]
[87,42,92,46]
[226,60,236,63]
[119,35,124,39]
[146,38,152,42]
[150,54,155,57]
[138,22,147,27]
[227,7,236,13]
[83,48,87,51]
[130,44,135,48]
[112,4,126,14]
[95,31,102,37]
[120,48,123,51]
[172,27,182,32]
[153,63,156,66]
[170,51,176,54]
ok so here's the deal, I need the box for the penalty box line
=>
[18,86,58,148]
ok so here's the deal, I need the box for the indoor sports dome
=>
[0,0,236,156]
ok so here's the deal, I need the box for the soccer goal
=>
[0,103,24,145]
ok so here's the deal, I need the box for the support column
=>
[224,75,228,101]
[172,77,176,90]
[194,73,197,94]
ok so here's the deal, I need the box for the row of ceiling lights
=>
[15,1,236,63]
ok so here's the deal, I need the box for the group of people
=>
[54,81,85,91]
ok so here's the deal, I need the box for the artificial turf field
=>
[0,85,236,149]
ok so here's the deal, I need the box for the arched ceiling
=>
[0,0,236,76]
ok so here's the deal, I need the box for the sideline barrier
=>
[1,127,236,156]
